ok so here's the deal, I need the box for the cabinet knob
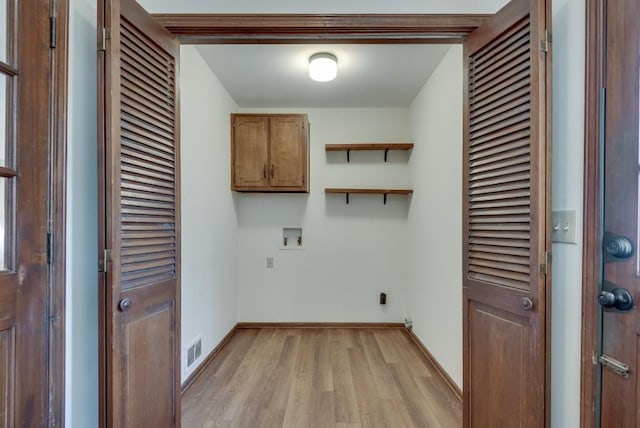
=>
[263,165,267,179]
[270,165,275,178]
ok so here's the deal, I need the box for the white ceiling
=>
[196,44,451,108]
[139,0,506,14]
[137,0,508,108]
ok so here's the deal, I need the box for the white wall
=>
[236,108,411,322]
[407,45,463,387]
[66,0,98,426]
[179,46,239,381]
[550,0,585,426]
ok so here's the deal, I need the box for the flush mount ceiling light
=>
[308,52,338,82]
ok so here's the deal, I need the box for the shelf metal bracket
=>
[383,193,388,204]
[384,149,390,162]
[346,193,350,204]
[347,149,351,163]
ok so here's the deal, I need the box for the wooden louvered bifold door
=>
[462,0,551,427]
[98,0,181,426]
[467,18,532,290]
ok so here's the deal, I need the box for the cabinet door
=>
[232,116,269,189]
[269,116,308,190]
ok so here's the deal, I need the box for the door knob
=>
[605,237,634,259]
[598,288,634,311]
[118,298,132,312]
[520,297,534,311]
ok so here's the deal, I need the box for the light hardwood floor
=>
[182,328,462,428]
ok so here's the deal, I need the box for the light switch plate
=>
[552,210,577,244]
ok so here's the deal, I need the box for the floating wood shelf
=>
[325,188,414,205]
[325,143,414,162]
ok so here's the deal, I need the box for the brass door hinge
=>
[98,27,111,52]
[540,29,552,53]
[540,251,552,275]
[99,249,112,273]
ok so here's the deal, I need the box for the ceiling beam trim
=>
[152,14,490,44]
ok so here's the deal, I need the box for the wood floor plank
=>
[182,327,462,427]
[332,343,360,424]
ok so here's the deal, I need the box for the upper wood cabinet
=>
[231,114,310,192]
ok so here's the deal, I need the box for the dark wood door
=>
[599,0,640,425]
[0,1,54,426]
[462,0,551,426]
[98,0,181,426]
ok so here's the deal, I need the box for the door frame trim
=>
[580,0,605,426]
[151,10,556,426]
[49,0,69,425]
[152,13,489,44]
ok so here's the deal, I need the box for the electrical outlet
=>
[195,338,202,359]
[187,345,195,366]
[266,257,274,268]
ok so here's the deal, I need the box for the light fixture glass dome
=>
[309,52,338,82]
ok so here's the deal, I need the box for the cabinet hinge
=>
[540,251,552,275]
[98,27,111,52]
[46,232,54,264]
[99,249,112,273]
[49,16,57,49]
[540,29,552,53]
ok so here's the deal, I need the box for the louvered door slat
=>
[121,243,175,256]
[467,15,532,291]
[471,189,531,201]
[120,24,175,73]
[470,175,529,191]
[121,42,174,91]
[119,17,176,292]
[469,139,529,162]
[122,128,174,153]
[122,182,174,197]
[472,69,530,106]
[469,154,530,175]
[472,77,529,112]
[121,93,174,125]
[472,56,530,95]
[121,151,174,174]
[470,122,529,147]
[122,71,173,110]
[473,54,529,92]
[469,243,530,256]
[473,41,529,81]
[121,148,174,170]
[470,222,530,231]
[471,19,529,66]
[121,79,173,118]
[470,94,530,125]
[470,111,529,140]
[471,84,530,119]
[470,103,530,134]
[121,250,175,263]
[122,138,175,162]
[122,111,173,142]
[469,250,530,265]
